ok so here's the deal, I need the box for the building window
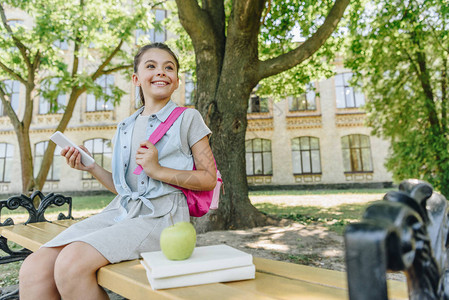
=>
[54,39,68,50]
[39,78,66,114]
[86,75,114,111]
[291,136,321,174]
[289,83,316,111]
[246,138,272,176]
[135,9,167,44]
[0,80,20,116]
[248,93,269,113]
[34,141,62,181]
[0,143,14,182]
[341,134,373,172]
[335,73,365,108]
[184,72,195,105]
[82,138,112,179]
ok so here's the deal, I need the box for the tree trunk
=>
[17,127,35,194]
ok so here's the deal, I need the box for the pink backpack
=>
[133,107,222,217]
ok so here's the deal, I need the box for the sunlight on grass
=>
[253,201,377,235]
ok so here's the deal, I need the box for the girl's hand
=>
[136,141,161,178]
[61,145,95,171]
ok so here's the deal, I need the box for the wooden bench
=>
[0,193,408,299]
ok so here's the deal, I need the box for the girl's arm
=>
[136,136,217,191]
[62,146,118,194]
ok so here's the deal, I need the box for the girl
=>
[19,43,217,300]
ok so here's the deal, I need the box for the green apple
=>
[160,221,197,260]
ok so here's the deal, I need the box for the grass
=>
[0,189,382,290]
[249,188,391,196]
[252,202,374,235]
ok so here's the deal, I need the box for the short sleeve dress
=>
[42,103,212,264]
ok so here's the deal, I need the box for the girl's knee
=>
[54,242,106,287]
[20,249,58,285]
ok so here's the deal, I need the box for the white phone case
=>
[50,131,95,166]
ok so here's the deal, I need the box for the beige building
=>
[0,8,393,195]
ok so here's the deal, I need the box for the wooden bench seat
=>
[0,220,408,300]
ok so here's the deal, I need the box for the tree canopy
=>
[0,0,158,192]
[174,0,351,230]
[346,0,449,196]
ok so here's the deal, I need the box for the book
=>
[141,260,255,290]
[140,244,253,278]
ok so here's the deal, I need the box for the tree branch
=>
[0,86,20,127]
[0,59,26,84]
[175,0,213,44]
[231,0,266,30]
[91,39,124,81]
[257,0,350,80]
[0,3,32,70]
[102,64,132,74]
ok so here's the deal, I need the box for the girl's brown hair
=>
[133,43,180,107]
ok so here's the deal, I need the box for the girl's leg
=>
[19,246,64,300]
[54,241,110,300]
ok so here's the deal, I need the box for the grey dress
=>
[42,108,211,264]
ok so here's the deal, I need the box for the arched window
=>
[0,143,14,182]
[341,134,373,172]
[82,138,112,179]
[291,136,321,174]
[245,138,272,176]
[335,73,365,108]
[34,141,62,181]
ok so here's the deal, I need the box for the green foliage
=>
[346,0,449,196]
[0,0,159,108]
[257,0,346,99]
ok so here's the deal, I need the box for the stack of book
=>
[140,244,255,290]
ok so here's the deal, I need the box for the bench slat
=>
[98,259,350,300]
[253,257,407,299]
[227,271,348,300]
[1,223,65,252]
[52,219,80,227]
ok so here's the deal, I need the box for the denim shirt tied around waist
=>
[111,101,194,222]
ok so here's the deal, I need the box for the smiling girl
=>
[18,43,216,299]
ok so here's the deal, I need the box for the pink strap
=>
[133,107,188,175]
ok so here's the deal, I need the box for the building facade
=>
[0,8,393,195]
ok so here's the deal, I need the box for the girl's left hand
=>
[136,141,160,178]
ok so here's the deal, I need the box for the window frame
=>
[0,80,20,116]
[39,78,66,114]
[34,141,62,181]
[86,75,115,112]
[245,138,273,176]
[289,83,317,112]
[341,134,373,173]
[335,73,365,109]
[0,143,14,182]
[82,138,112,180]
[291,136,322,175]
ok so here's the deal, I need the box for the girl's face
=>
[132,48,179,103]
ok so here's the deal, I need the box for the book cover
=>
[140,244,253,278]
[141,260,256,290]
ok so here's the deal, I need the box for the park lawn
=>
[0,189,382,289]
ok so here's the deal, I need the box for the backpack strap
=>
[133,107,188,175]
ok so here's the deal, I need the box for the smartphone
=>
[50,131,95,166]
